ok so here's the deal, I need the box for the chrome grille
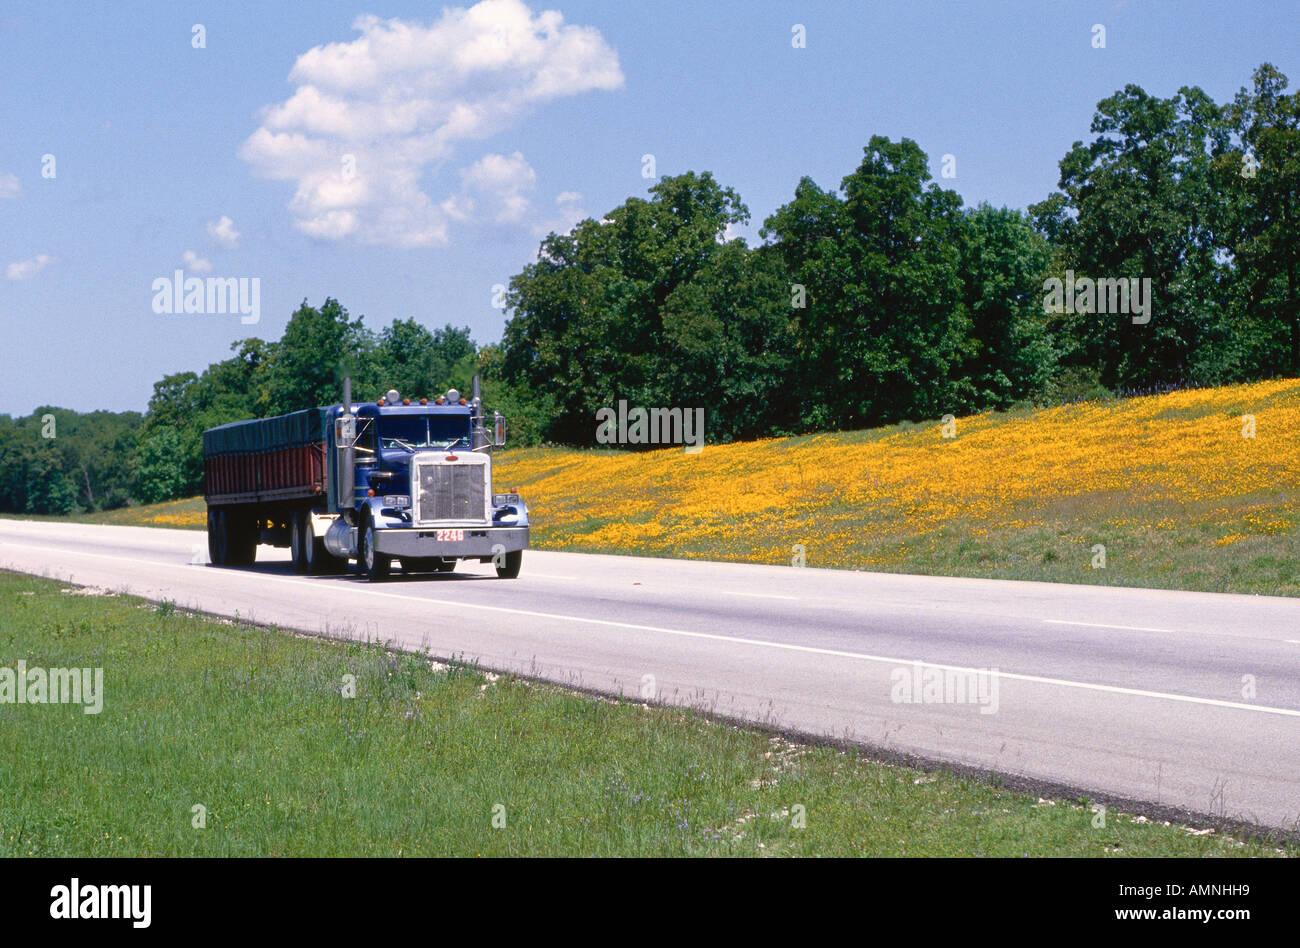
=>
[416,462,485,522]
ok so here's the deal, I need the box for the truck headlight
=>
[383,495,411,508]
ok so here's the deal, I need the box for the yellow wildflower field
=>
[496,378,1300,595]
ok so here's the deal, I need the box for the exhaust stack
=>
[470,374,491,452]
[336,376,356,509]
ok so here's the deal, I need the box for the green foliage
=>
[503,171,793,444]
[0,408,142,514]
[1219,63,1300,377]
[958,204,1058,408]
[377,319,478,403]
[121,300,491,503]
[133,427,191,505]
[261,298,374,412]
[1033,63,1300,387]
[502,149,1060,442]
[762,138,985,429]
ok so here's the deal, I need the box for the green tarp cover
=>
[202,407,331,457]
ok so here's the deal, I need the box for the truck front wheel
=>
[359,517,391,581]
[495,549,522,579]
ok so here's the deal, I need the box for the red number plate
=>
[435,529,464,542]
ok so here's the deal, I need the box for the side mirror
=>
[493,411,506,447]
[335,414,356,447]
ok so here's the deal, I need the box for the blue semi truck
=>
[202,377,528,581]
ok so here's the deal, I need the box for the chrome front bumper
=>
[373,525,529,558]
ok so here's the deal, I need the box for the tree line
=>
[503,63,1299,442]
[1,63,1294,513]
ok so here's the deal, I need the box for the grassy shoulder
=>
[0,571,1290,857]
[3,495,208,530]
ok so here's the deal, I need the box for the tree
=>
[958,205,1057,407]
[502,171,792,445]
[133,428,190,505]
[261,298,376,411]
[1220,63,1300,375]
[376,320,477,401]
[762,137,974,429]
[1030,84,1234,387]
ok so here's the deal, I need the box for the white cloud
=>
[207,215,241,249]
[534,189,586,237]
[239,0,622,247]
[6,254,55,280]
[0,173,19,199]
[181,250,213,273]
[454,151,537,224]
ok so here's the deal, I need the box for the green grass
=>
[0,571,1290,857]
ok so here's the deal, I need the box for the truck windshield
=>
[380,415,470,450]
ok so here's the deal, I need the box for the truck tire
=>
[495,549,522,579]
[227,511,258,566]
[359,515,391,581]
[290,511,310,573]
[207,508,226,565]
[301,512,341,574]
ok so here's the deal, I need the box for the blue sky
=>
[1,0,1295,416]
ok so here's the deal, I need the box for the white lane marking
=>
[1287,640,1300,645]
[3,541,1300,719]
[1044,619,1175,633]
[528,574,581,581]
[721,591,800,601]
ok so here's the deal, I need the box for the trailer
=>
[202,377,529,581]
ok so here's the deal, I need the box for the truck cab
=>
[322,385,529,581]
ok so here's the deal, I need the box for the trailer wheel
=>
[495,549,522,579]
[208,508,226,565]
[227,511,258,566]
[359,516,391,581]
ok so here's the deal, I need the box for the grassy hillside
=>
[494,377,1300,596]
[1,571,1289,856]
[18,378,1298,596]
